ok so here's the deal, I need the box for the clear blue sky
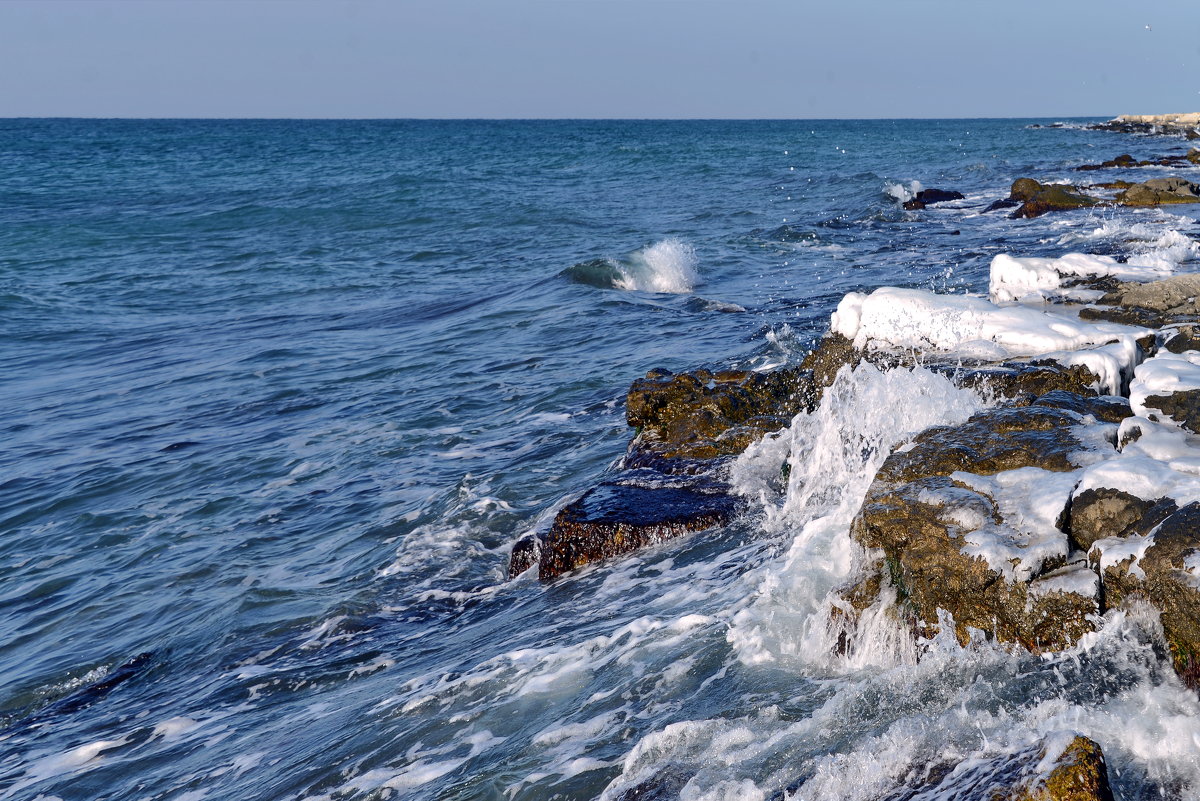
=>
[1,0,1197,119]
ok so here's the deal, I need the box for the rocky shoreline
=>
[511,120,1200,800]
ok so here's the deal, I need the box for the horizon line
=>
[0,114,1118,122]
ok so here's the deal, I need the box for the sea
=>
[3,118,1200,801]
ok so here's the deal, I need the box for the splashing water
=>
[614,238,699,293]
[728,363,984,668]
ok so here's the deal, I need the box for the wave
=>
[883,180,922,204]
[562,238,698,294]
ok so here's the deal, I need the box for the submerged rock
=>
[537,482,741,581]
[902,188,965,210]
[878,734,1114,801]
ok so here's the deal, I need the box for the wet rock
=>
[949,362,1105,404]
[848,403,1103,650]
[626,366,814,463]
[875,405,1087,483]
[508,534,540,578]
[1117,177,1200,206]
[984,197,1021,213]
[1076,153,1137,171]
[1032,390,1131,425]
[902,188,965,210]
[1006,178,1101,219]
[614,765,692,801]
[1078,304,1181,329]
[878,735,1113,801]
[1100,273,1200,314]
[1140,502,1200,685]
[1066,488,1170,553]
[537,483,742,581]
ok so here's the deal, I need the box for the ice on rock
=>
[831,287,1147,392]
[1129,350,1200,422]
[951,467,1079,584]
[989,252,1171,304]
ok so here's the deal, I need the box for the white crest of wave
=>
[727,362,983,668]
[613,237,698,293]
[883,180,922,204]
[1057,217,1200,272]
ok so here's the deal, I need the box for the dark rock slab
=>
[876,405,1086,483]
[902,188,965,210]
[537,483,742,581]
[1141,388,1200,434]
[1141,502,1200,686]
[1164,324,1200,353]
[1033,390,1131,424]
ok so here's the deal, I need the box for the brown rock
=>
[1006,178,1102,219]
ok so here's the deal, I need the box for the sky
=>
[1,0,1197,119]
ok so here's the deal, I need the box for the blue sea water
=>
[2,118,1200,800]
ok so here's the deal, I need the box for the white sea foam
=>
[728,363,983,667]
[613,238,698,293]
[884,180,922,204]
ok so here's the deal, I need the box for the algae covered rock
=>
[846,400,1105,650]
[1006,178,1101,219]
[1116,177,1200,206]
[626,365,814,463]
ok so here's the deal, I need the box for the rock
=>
[847,403,1102,650]
[1140,388,1200,434]
[984,197,1021,213]
[1139,502,1200,686]
[508,534,540,578]
[1006,178,1101,219]
[1116,177,1200,206]
[1189,147,1200,163]
[1032,390,1131,425]
[902,188,965,210]
[948,362,1105,404]
[1079,274,1200,329]
[875,405,1089,483]
[1076,153,1137,171]
[626,366,814,464]
[1066,488,1171,553]
[614,765,691,801]
[1164,324,1200,353]
[878,735,1113,801]
[536,482,742,581]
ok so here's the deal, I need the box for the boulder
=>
[536,482,742,581]
[1164,324,1200,354]
[626,366,814,464]
[1006,178,1101,219]
[1066,488,1173,553]
[1116,177,1200,206]
[902,188,966,210]
[879,735,1114,801]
